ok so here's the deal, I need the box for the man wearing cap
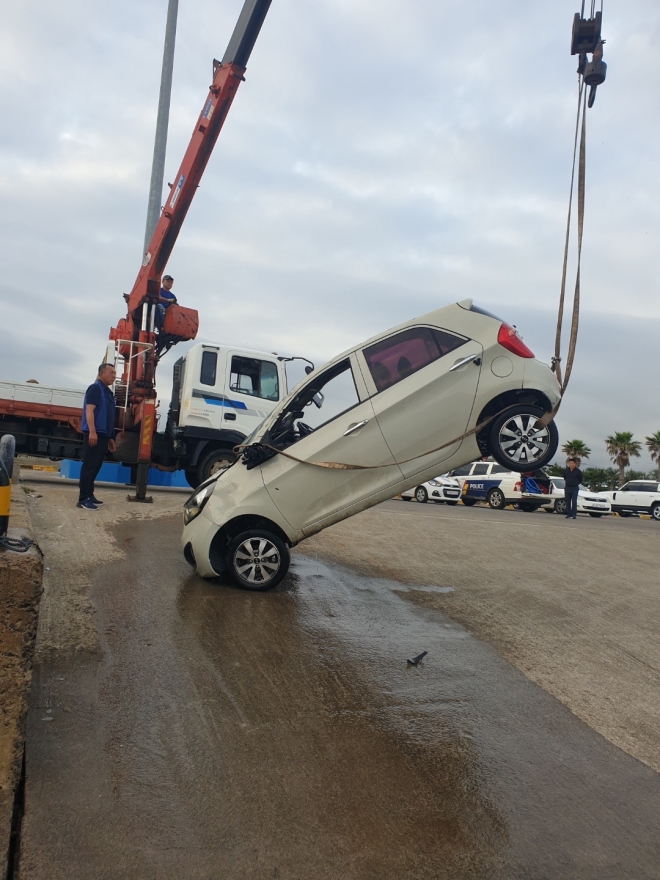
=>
[156,274,177,330]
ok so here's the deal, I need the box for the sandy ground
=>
[301,499,660,772]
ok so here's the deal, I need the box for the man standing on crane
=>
[77,363,117,510]
[156,274,177,330]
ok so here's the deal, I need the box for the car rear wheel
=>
[543,508,554,514]
[554,499,567,515]
[519,503,537,512]
[461,498,477,507]
[400,495,412,501]
[617,510,632,518]
[225,529,290,591]
[487,488,506,510]
[651,504,660,522]
[445,501,459,506]
[487,405,558,472]
[415,486,428,503]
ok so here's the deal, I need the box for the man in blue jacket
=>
[78,363,117,510]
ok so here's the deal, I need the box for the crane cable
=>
[538,77,587,428]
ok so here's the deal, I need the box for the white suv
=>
[601,480,660,521]
[448,460,551,511]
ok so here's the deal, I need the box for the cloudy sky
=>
[1,0,658,469]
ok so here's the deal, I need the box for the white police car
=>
[400,476,462,504]
[448,460,551,511]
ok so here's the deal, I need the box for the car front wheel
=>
[554,499,567,515]
[651,504,660,522]
[589,513,604,518]
[461,498,477,507]
[225,529,290,591]
[617,510,632,518]
[487,405,559,472]
[415,486,428,503]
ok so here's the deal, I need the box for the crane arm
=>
[125,0,273,316]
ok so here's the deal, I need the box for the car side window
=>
[491,465,509,474]
[268,359,360,449]
[471,463,490,476]
[363,326,466,393]
[450,465,472,477]
[230,356,279,401]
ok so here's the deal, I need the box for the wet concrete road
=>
[21,514,660,879]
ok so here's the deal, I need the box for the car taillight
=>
[497,323,535,358]
[514,481,521,492]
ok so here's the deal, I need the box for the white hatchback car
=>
[400,476,462,504]
[541,477,611,517]
[182,299,561,589]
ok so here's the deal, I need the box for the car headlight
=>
[428,479,440,486]
[183,482,215,525]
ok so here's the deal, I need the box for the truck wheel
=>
[225,529,290,591]
[487,405,558,472]
[192,448,237,488]
[487,488,506,510]
[415,486,428,503]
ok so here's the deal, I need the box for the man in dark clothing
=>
[562,458,583,520]
[78,363,117,510]
[155,274,177,330]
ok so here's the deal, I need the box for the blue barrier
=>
[59,459,190,488]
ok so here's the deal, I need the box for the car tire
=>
[445,501,459,506]
[400,495,412,501]
[651,504,660,522]
[487,405,559,472]
[415,486,428,503]
[543,508,554,514]
[194,448,237,487]
[617,510,632,518]
[519,503,537,512]
[433,500,444,504]
[225,529,290,591]
[554,499,567,515]
[487,488,506,510]
[461,498,477,507]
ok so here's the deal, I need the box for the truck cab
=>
[165,343,288,487]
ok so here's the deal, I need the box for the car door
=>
[613,482,644,510]
[261,355,402,532]
[356,326,483,479]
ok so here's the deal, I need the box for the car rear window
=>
[364,326,466,392]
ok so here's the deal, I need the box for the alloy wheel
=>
[234,537,281,585]
[497,413,552,465]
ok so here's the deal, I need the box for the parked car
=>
[400,476,462,504]
[448,460,551,511]
[541,477,611,517]
[182,298,561,589]
[600,480,660,521]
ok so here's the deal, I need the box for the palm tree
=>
[561,439,591,467]
[646,431,660,468]
[605,432,642,484]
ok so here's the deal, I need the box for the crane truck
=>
[0,0,287,492]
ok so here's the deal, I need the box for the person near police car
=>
[77,363,117,510]
[562,457,583,520]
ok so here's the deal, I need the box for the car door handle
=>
[343,419,369,436]
[450,354,479,371]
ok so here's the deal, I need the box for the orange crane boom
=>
[109,0,273,501]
